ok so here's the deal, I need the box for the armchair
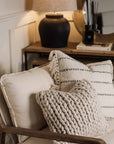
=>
[0,61,114,144]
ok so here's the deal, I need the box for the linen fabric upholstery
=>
[87,60,114,118]
[0,66,54,142]
[49,50,91,91]
[36,80,109,137]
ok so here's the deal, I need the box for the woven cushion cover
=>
[87,61,114,118]
[49,50,114,118]
[0,66,54,142]
[49,50,91,91]
[36,80,108,137]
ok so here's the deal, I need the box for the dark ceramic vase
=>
[39,14,70,48]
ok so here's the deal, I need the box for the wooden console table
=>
[22,41,114,70]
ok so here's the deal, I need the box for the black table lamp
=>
[32,0,77,48]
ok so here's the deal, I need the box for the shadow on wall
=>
[0,64,5,77]
[25,0,33,10]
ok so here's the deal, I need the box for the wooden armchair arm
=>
[0,126,106,144]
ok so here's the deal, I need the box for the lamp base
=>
[39,14,70,48]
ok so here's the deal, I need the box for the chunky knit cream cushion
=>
[36,80,109,137]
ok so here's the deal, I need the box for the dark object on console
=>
[39,14,70,48]
[96,13,103,34]
[83,0,94,45]
[83,25,94,45]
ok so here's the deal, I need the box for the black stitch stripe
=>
[60,68,90,72]
[91,81,112,84]
[58,57,75,61]
[98,93,114,97]
[102,106,114,108]
[88,63,112,67]
[92,71,111,74]
[59,68,111,74]
[60,80,78,84]
[60,80,112,84]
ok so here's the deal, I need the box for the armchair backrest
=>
[0,64,52,144]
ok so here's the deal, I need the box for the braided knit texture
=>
[36,80,109,137]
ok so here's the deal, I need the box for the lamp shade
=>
[32,0,77,12]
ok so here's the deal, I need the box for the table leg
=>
[25,52,28,70]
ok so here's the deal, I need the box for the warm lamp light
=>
[32,0,77,48]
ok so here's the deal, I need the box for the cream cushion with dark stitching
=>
[87,60,114,118]
[49,50,91,91]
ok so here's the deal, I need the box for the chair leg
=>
[0,132,6,144]
[0,126,2,144]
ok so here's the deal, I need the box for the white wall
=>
[0,0,25,16]
[0,11,39,75]
[0,0,39,75]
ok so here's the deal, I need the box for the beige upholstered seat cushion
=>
[96,118,114,144]
[20,137,54,144]
[21,119,114,144]
[0,66,54,142]
[19,127,54,144]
